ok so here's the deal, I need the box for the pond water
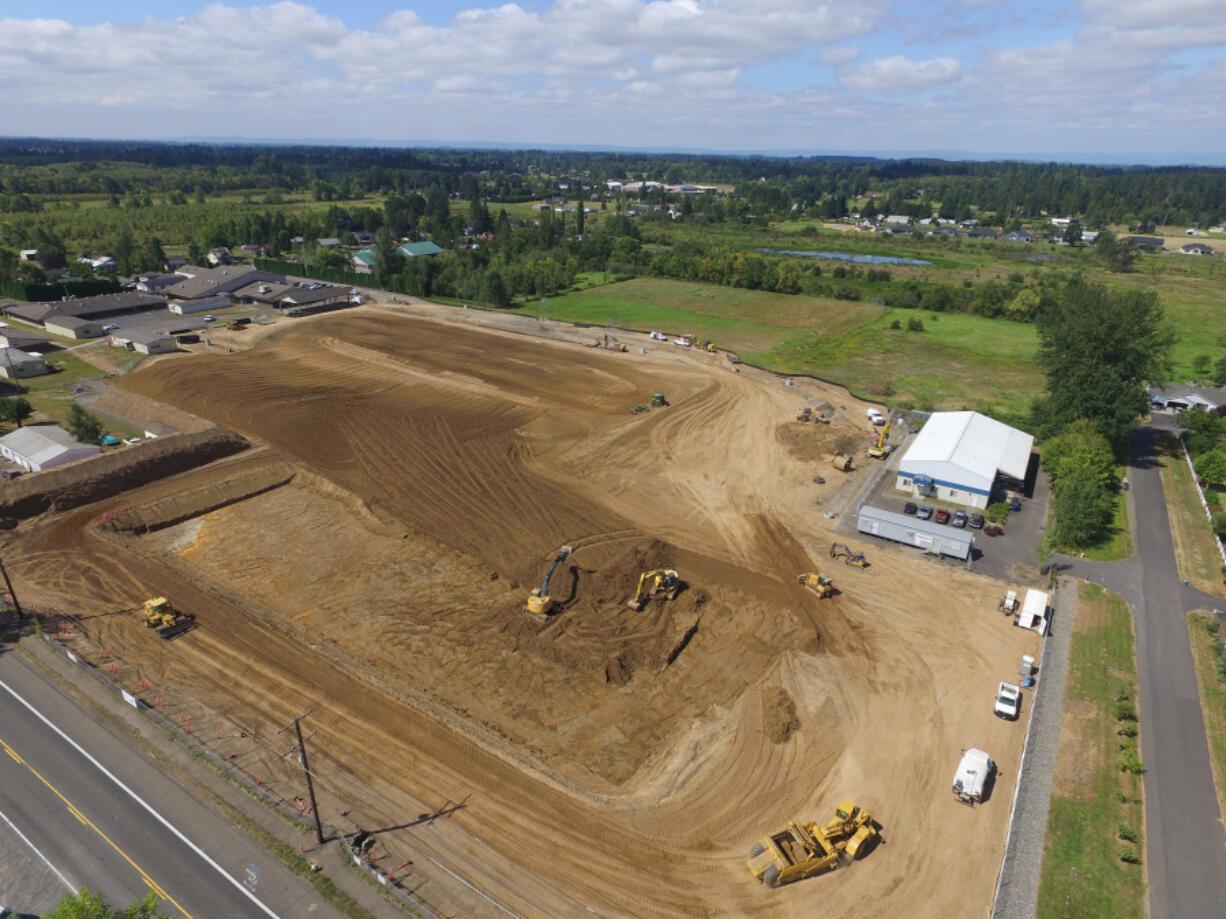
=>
[760,248,931,266]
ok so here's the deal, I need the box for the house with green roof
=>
[351,249,377,273]
[396,241,445,258]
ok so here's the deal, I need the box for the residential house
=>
[1004,230,1034,243]
[884,215,912,225]
[968,227,997,239]
[352,250,376,273]
[316,238,341,248]
[396,241,445,258]
[1182,242,1215,256]
[164,255,188,271]
[1150,383,1226,413]
[78,255,117,271]
[354,231,373,246]
[207,247,233,266]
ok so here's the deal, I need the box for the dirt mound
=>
[763,687,801,743]
[0,429,249,522]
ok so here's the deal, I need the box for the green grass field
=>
[1188,613,1226,834]
[1037,583,1146,919]
[518,277,1043,415]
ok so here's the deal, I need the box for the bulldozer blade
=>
[157,620,196,640]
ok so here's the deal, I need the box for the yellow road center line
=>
[0,730,194,919]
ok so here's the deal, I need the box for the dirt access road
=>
[2,306,1037,917]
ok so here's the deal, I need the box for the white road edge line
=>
[0,677,280,918]
[0,802,78,894]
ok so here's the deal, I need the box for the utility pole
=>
[0,557,24,621]
[277,708,325,843]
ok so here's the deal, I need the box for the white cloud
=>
[819,45,859,66]
[839,56,962,93]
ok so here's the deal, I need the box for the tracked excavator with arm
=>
[627,569,680,610]
[526,546,573,621]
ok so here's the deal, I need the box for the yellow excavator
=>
[830,543,869,568]
[867,422,891,459]
[797,573,835,598]
[627,568,680,610]
[141,597,196,639]
[526,546,573,620]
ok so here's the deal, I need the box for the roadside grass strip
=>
[1036,584,1145,919]
[1159,435,1226,597]
[1187,613,1226,832]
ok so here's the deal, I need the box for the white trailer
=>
[953,748,997,805]
[1015,588,1049,635]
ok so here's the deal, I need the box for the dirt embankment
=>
[0,429,249,522]
[100,464,294,535]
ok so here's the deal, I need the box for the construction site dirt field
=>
[3,308,1039,918]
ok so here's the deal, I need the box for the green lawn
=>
[1159,436,1226,596]
[1037,583,1146,919]
[1187,613,1226,832]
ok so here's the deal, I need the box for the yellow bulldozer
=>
[526,546,573,621]
[748,798,879,888]
[141,597,195,640]
[797,572,835,598]
[627,568,680,610]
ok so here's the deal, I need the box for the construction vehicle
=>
[748,798,879,888]
[796,406,815,422]
[227,317,251,331]
[631,404,649,414]
[526,546,573,620]
[829,543,868,568]
[831,453,853,472]
[867,422,892,459]
[651,393,667,408]
[627,569,680,610]
[141,597,195,639]
[797,572,835,598]
[705,341,717,353]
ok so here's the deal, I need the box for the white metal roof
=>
[0,425,97,467]
[899,412,1033,495]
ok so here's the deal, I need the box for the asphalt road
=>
[1054,418,1226,919]
[0,646,343,919]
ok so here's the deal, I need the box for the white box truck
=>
[953,748,997,805]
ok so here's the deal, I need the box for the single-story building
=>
[857,505,974,562]
[1005,230,1034,243]
[968,227,997,239]
[1182,242,1215,256]
[168,294,231,315]
[0,347,49,379]
[1149,383,1226,413]
[1128,235,1166,250]
[396,241,445,258]
[44,315,105,340]
[0,329,49,351]
[895,411,1034,509]
[111,330,177,355]
[4,292,166,328]
[0,425,100,472]
[161,266,285,301]
[352,249,376,273]
[208,247,233,265]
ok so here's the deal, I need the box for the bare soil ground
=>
[0,306,1038,917]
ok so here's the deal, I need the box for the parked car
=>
[994,682,1022,720]
[103,323,119,331]
[917,504,933,520]
[903,502,918,515]
[952,509,968,528]
[204,315,216,322]
[934,508,951,525]
[968,513,985,529]
[649,331,668,341]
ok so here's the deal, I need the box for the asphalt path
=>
[1053,418,1226,919]
[0,646,343,919]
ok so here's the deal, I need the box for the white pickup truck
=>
[952,748,997,805]
[866,408,886,426]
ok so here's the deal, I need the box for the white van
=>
[953,748,997,805]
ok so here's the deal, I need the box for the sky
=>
[1,0,1225,164]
